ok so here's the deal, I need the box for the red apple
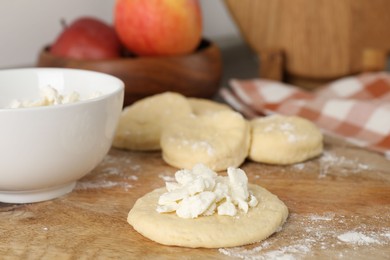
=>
[114,0,202,56]
[50,17,121,60]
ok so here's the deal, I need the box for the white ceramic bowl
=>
[0,68,124,203]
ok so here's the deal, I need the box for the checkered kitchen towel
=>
[219,72,390,157]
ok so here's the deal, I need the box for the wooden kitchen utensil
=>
[225,0,390,88]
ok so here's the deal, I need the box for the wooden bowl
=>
[37,39,222,107]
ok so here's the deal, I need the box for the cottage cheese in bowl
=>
[6,85,102,108]
[0,68,124,203]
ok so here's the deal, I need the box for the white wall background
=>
[0,0,242,69]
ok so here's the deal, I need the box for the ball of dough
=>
[127,184,288,248]
[187,98,232,116]
[249,115,323,165]
[161,110,250,171]
[113,92,192,151]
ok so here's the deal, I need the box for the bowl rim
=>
[0,67,124,112]
[39,38,218,62]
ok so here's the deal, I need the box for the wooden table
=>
[1,139,389,259]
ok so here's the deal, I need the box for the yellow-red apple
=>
[114,0,202,56]
[50,17,121,60]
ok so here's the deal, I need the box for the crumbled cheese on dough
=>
[156,164,258,218]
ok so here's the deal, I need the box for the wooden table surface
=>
[1,139,389,259]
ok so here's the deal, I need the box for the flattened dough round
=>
[161,110,250,171]
[128,184,288,248]
[188,98,232,116]
[113,92,192,151]
[249,115,323,165]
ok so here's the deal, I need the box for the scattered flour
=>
[319,151,371,177]
[128,175,139,181]
[309,213,335,221]
[219,212,390,259]
[249,146,374,179]
[75,153,140,191]
[220,243,310,260]
[191,141,215,156]
[101,167,121,175]
[292,163,305,171]
[263,121,299,143]
[75,178,134,190]
[76,180,133,191]
[102,154,132,165]
[289,150,372,178]
[337,231,381,245]
[158,173,175,182]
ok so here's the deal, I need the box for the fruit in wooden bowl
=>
[37,38,222,107]
[50,17,121,60]
[114,0,202,57]
[38,1,220,106]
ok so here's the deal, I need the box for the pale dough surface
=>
[160,110,250,171]
[128,184,289,248]
[113,92,192,151]
[188,98,232,116]
[249,115,323,165]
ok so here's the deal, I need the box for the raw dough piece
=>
[249,115,323,165]
[113,92,192,151]
[128,184,288,248]
[188,98,232,116]
[160,110,250,171]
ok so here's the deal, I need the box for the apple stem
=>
[60,18,68,30]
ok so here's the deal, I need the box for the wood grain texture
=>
[1,140,389,259]
[225,0,390,88]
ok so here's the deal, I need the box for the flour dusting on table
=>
[76,153,140,191]
[219,212,390,259]
[318,151,371,178]
[76,180,133,191]
[287,150,372,179]
[337,231,381,245]
[158,172,175,182]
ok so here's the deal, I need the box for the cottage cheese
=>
[156,163,258,218]
[7,86,100,108]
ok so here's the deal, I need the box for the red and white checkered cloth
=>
[220,72,390,158]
